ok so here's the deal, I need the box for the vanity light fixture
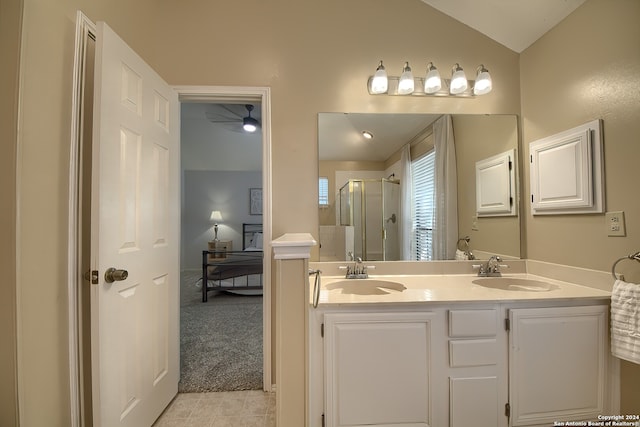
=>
[367,61,492,97]
[361,130,374,140]
[369,61,388,94]
[473,64,492,95]
[424,62,442,94]
[449,63,468,94]
[397,62,415,95]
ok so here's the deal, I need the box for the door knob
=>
[104,268,129,283]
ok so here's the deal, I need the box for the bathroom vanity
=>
[307,271,613,427]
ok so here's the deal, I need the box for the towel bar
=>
[611,251,640,281]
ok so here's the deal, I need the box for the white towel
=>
[455,249,469,260]
[611,279,640,364]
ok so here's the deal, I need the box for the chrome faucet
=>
[474,255,508,277]
[340,256,374,279]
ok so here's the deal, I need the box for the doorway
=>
[178,101,266,393]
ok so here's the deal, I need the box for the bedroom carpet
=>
[179,271,263,393]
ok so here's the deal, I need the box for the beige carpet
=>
[179,271,263,392]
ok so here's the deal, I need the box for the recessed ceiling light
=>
[362,130,374,139]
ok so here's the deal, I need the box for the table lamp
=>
[210,210,223,241]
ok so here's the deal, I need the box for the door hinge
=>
[84,270,99,285]
[322,413,325,427]
[509,159,513,170]
[505,402,511,418]
[505,318,510,331]
[321,323,324,338]
[531,194,534,203]
[530,154,533,163]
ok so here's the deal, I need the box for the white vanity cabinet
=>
[310,301,611,427]
[508,305,608,426]
[322,311,442,427]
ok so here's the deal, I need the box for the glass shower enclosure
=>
[339,178,400,261]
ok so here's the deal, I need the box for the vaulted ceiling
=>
[421,0,586,52]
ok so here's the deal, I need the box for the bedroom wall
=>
[182,170,263,270]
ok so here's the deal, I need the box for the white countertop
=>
[312,273,611,306]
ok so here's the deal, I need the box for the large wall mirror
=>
[318,113,520,262]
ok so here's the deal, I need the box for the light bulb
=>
[397,62,415,95]
[424,62,441,94]
[473,65,492,95]
[450,63,468,94]
[370,61,388,94]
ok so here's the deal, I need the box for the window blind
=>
[412,150,435,260]
[319,177,329,206]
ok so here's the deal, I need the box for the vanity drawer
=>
[449,339,498,367]
[449,309,497,337]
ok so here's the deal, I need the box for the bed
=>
[201,223,264,302]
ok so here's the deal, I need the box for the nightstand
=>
[208,240,232,259]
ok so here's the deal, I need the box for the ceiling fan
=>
[205,104,261,133]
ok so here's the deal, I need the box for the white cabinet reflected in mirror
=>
[318,113,521,262]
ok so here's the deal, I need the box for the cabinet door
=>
[509,305,607,426]
[324,312,434,427]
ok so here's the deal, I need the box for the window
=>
[319,177,329,207]
[412,150,435,260]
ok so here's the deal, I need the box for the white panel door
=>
[91,21,179,427]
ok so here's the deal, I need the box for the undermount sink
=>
[472,277,556,292]
[325,279,407,295]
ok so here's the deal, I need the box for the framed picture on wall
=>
[250,188,262,215]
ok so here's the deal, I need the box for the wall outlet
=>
[605,211,626,237]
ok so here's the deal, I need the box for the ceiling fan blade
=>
[204,110,241,123]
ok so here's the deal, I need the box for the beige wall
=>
[520,0,640,413]
[0,0,21,424]
[16,0,516,424]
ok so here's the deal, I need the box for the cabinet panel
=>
[509,305,607,426]
[324,312,434,427]
[449,309,497,337]
[450,376,499,427]
[449,339,497,367]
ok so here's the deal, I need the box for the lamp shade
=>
[210,210,223,222]
[473,65,492,95]
[397,62,414,95]
[370,61,388,94]
[424,62,442,94]
[450,63,468,94]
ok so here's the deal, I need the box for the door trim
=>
[175,85,273,392]
[68,11,96,427]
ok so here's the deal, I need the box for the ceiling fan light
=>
[243,116,259,133]
[473,65,492,95]
[424,62,442,94]
[397,62,415,95]
[370,61,388,94]
[450,63,468,95]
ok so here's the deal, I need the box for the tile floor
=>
[153,390,276,427]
